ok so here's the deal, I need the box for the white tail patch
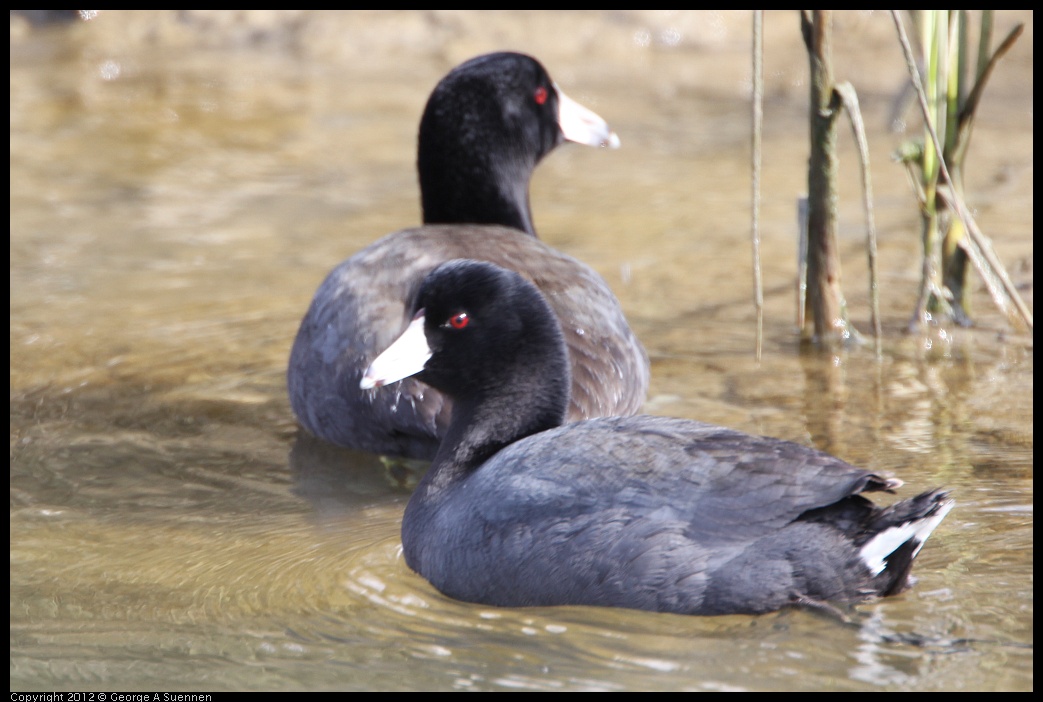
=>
[859,498,954,576]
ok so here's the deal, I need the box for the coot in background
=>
[289,52,649,460]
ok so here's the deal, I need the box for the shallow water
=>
[10,11,1032,692]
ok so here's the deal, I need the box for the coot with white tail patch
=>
[362,259,953,616]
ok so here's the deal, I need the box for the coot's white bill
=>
[557,86,621,149]
[360,314,431,389]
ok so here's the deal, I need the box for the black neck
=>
[418,343,568,498]
[418,144,537,236]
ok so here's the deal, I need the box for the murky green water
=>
[11,11,1032,692]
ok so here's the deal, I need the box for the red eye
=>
[534,86,548,105]
[448,312,470,329]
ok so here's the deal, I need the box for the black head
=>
[362,260,571,436]
[417,52,618,235]
[415,260,567,400]
[420,53,563,172]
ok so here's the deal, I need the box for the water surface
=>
[10,11,1032,692]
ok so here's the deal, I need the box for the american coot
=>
[288,52,649,460]
[361,260,954,616]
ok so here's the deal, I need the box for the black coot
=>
[361,260,954,616]
[289,52,648,459]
